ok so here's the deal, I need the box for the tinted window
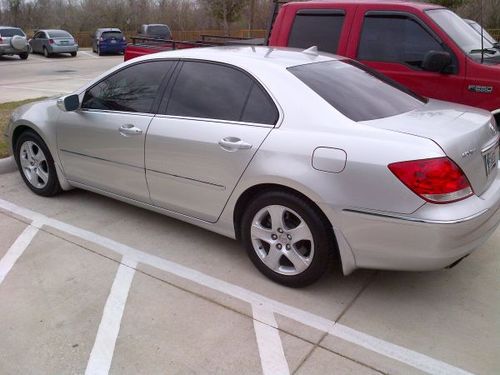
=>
[289,60,425,122]
[167,61,275,123]
[288,11,345,54]
[148,25,171,38]
[358,15,444,67]
[48,30,72,38]
[102,31,123,40]
[241,84,279,124]
[83,61,174,113]
[0,28,24,37]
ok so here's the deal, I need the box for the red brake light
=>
[388,157,473,204]
[0,35,3,43]
[122,36,126,41]
[49,38,54,44]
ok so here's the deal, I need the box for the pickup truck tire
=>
[19,52,28,60]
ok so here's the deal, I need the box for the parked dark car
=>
[30,29,78,57]
[138,24,172,40]
[0,26,29,60]
[92,28,127,55]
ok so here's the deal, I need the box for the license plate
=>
[111,39,117,44]
[484,145,499,176]
[60,41,68,44]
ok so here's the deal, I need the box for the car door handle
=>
[218,137,253,152]
[119,124,143,137]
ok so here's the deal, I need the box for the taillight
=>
[49,39,54,44]
[99,37,104,42]
[388,157,473,204]
[122,36,126,41]
[0,35,3,43]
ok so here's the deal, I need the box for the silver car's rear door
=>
[145,60,279,222]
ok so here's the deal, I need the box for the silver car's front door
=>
[145,60,279,222]
[58,111,153,201]
[57,60,176,202]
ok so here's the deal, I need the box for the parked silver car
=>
[7,47,500,286]
[0,26,29,59]
[29,29,78,57]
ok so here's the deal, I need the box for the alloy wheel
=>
[19,140,49,189]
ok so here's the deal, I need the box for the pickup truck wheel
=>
[241,191,333,287]
[14,131,62,197]
[19,52,28,60]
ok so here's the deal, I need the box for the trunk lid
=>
[362,100,499,196]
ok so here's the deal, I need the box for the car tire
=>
[19,52,28,60]
[241,190,333,287]
[14,130,62,197]
[97,46,102,56]
[43,47,50,58]
[71,51,77,57]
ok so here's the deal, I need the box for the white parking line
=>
[252,305,289,375]
[0,220,41,285]
[0,198,474,375]
[79,51,99,59]
[85,258,137,375]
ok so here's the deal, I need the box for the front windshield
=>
[467,21,497,45]
[427,9,496,55]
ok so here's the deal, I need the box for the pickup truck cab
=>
[269,0,500,124]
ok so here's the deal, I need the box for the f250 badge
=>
[468,85,493,94]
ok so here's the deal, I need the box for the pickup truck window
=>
[289,60,425,122]
[288,10,345,54]
[358,15,444,68]
[165,61,278,125]
[82,61,173,113]
[427,9,497,59]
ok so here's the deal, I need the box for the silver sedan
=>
[7,47,500,287]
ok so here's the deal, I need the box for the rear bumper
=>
[329,167,500,272]
[0,44,28,55]
[49,45,78,53]
[99,43,126,52]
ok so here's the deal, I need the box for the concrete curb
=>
[0,156,16,174]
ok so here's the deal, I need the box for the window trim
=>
[80,58,179,115]
[357,11,458,74]
[157,58,282,127]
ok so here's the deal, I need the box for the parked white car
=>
[7,46,500,286]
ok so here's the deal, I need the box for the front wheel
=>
[14,131,62,197]
[241,191,333,287]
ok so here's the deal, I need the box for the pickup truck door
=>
[57,60,176,202]
[345,8,465,102]
[145,60,279,222]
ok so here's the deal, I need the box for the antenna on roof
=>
[480,0,485,63]
[302,46,319,56]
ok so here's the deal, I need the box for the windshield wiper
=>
[470,48,498,55]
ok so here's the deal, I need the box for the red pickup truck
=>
[125,0,500,123]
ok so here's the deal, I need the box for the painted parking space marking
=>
[79,51,99,59]
[0,197,474,375]
[85,258,137,375]
[0,220,41,285]
[252,305,289,375]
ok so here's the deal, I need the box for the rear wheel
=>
[97,46,102,56]
[241,190,333,287]
[19,52,28,60]
[43,47,50,58]
[71,51,77,57]
[14,131,62,197]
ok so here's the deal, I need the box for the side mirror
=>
[422,51,452,73]
[57,94,80,112]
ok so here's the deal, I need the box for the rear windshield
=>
[288,60,426,122]
[48,30,72,38]
[148,25,171,37]
[0,28,24,37]
[102,31,123,39]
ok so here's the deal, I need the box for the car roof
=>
[145,46,339,69]
[39,29,71,33]
[286,0,444,11]
[0,26,22,29]
[97,28,122,32]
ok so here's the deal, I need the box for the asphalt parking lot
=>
[0,50,122,103]
[0,52,499,375]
